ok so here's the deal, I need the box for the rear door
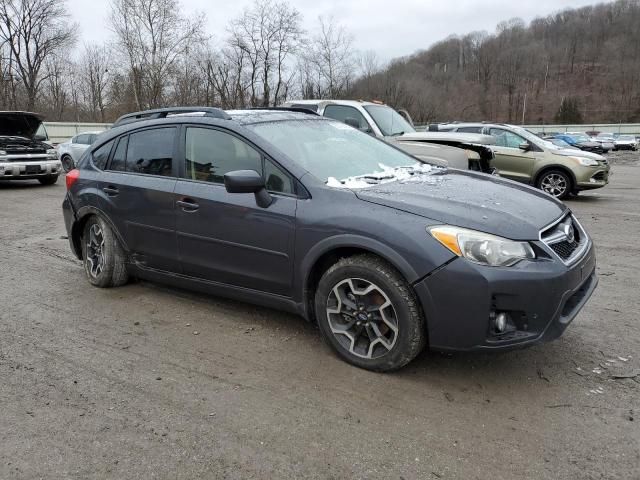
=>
[97,127,179,272]
[174,125,297,296]
[487,127,536,183]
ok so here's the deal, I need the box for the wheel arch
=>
[71,206,129,260]
[299,235,420,322]
[534,165,577,190]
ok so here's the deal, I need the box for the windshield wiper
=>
[389,131,405,137]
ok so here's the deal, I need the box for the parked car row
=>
[61,106,599,371]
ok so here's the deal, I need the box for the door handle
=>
[176,199,200,211]
[103,186,119,196]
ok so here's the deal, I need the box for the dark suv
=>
[62,107,598,371]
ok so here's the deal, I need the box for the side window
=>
[109,136,128,171]
[457,126,482,134]
[264,159,294,194]
[92,140,115,170]
[323,105,371,132]
[489,128,526,149]
[75,134,89,144]
[87,134,97,144]
[126,127,176,176]
[184,127,262,183]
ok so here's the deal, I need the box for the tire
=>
[38,175,59,185]
[314,254,426,372]
[61,155,75,173]
[81,216,129,288]
[536,169,573,200]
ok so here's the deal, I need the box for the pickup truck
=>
[281,99,496,174]
[0,111,62,185]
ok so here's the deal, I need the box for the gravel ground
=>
[1,154,639,479]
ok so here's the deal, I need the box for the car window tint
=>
[88,134,97,144]
[184,127,262,183]
[264,159,294,194]
[323,105,371,132]
[289,104,318,112]
[489,128,525,148]
[109,136,128,171]
[457,126,482,133]
[75,134,89,144]
[126,127,175,176]
[92,140,115,170]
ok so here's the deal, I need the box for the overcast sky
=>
[67,0,608,62]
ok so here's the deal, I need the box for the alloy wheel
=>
[86,223,105,278]
[540,173,568,197]
[326,278,399,359]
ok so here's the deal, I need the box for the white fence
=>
[44,122,112,144]
[523,123,640,135]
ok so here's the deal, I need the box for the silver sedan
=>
[57,131,104,172]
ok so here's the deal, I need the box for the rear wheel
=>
[537,170,572,199]
[38,175,59,185]
[314,254,426,372]
[81,216,129,288]
[60,155,74,173]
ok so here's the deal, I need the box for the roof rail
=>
[113,106,231,127]
[248,107,319,116]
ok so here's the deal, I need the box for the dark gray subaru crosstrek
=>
[62,107,598,371]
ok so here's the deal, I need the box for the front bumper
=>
[0,159,62,180]
[574,164,610,190]
[414,241,597,351]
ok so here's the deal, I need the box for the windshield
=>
[363,105,415,136]
[570,134,591,142]
[248,119,429,185]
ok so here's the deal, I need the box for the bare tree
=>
[305,16,355,98]
[0,0,77,110]
[109,0,205,109]
[79,44,111,122]
[227,0,303,107]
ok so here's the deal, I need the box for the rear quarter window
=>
[92,140,115,170]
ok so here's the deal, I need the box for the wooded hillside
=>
[350,0,640,125]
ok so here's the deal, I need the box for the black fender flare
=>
[297,234,421,319]
[70,206,130,259]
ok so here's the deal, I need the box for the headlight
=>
[569,156,599,167]
[428,226,535,267]
[0,150,6,156]
[46,148,57,159]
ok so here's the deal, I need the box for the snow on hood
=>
[326,163,437,189]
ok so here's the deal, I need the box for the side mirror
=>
[343,118,360,129]
[519,142,531,151]
[224,169,272,208]
[34,134,47,141]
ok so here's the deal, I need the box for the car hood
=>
[354,170,566,240]
[0,111,44,139]
[548,147,606,162]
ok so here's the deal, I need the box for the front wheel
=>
[314,254,426,372]
[537,170,572,199]
[81,216,129,288]
[38,175,59,185]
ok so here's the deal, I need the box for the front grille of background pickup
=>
[540,214,587,264]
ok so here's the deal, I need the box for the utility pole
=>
[521,92,527,125]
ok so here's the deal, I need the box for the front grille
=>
[540,214,587,264]
[550,239,579,259]
[592,171,606,181]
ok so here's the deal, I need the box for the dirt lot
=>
[1,154,639,480]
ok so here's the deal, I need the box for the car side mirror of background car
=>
[519,142,531,151]
[224,169,272,208]
[343,118,360,129]
[34,134,47,141]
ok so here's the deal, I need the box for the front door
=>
[487,127,537,183]
[175,126,297,297]
[96,126,179,272]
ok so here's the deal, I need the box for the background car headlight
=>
[569,156,599,167]
[0,150,6,156]
[428,226,535,267]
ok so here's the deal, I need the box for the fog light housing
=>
[494,312,508,333]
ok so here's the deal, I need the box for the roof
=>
[282,99,383,108]
[400,131,496,145]
[227,109,323,125]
